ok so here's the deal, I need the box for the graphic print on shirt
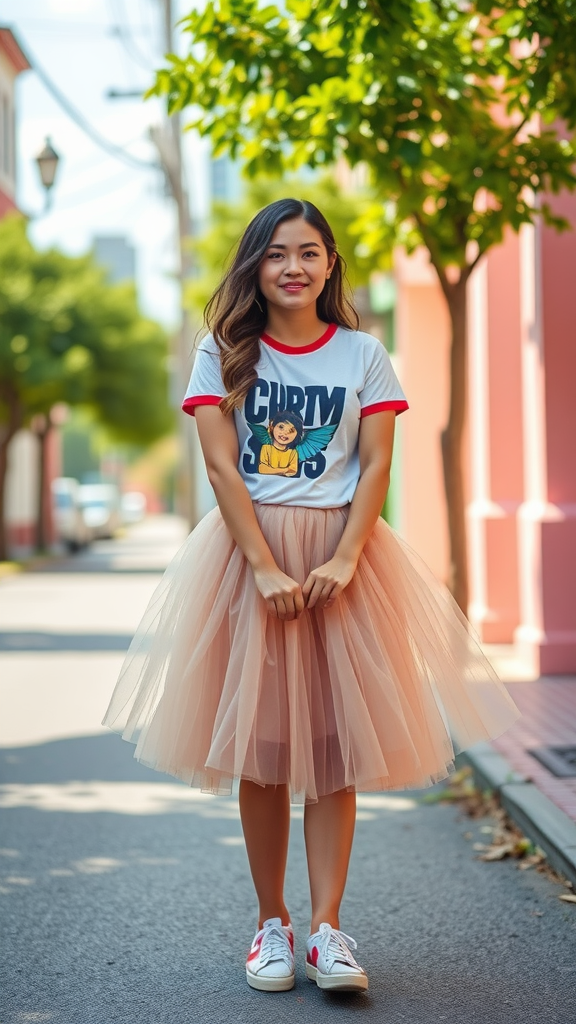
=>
[243,378,345,479]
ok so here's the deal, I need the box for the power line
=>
[137,0,160,65]
[28,45,157,172]
[107,0,154,73]
[14,19,153,35]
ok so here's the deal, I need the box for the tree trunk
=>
[35,414,54,553]
[440,276,469,614]
[0,387,24,562]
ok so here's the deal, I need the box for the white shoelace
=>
[317,923,359,969]
[260,922,292,967]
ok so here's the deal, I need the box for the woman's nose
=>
[285,256,304,274]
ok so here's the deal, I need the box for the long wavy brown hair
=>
[204,198,360,415]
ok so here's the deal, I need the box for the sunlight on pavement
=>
[0,654,125,748]
[1,850,184,896]
[14,1014,55,1023]
[0,781,235,815]
[72,857,124,874]
[0,782,417,815]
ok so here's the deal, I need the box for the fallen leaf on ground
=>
[424,765,569,888]
[518,853,546,870]
[479,843,515,861]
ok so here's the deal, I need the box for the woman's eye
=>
[303,250,319,258]
[268,252,283,259]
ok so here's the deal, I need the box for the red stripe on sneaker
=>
[246,936,262,963]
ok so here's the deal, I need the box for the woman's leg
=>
[304,789,356,933]
[239,780,291,927]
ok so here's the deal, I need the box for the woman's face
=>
[271,420,298,448]
[258,217,336,312]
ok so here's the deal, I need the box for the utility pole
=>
[150,0,198,527]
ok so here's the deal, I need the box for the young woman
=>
[103,199,519,995]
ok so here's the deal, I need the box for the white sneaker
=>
[246,917,295,992]
[306,923,368,991]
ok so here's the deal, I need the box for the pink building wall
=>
[467,230,524,642]
[515,196,576,674]
[394,249,451,583]
[396,196,576,674]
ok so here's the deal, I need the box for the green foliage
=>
[0,215,173,445]
[186,176,378,316]
[153,0,576,277]
[61,412,101,481]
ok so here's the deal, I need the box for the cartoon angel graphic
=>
[247,411,337,477]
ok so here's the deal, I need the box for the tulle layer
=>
[102,504,520,803]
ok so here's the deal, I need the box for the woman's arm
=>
[303,410,396,609]
[195,405,305,620]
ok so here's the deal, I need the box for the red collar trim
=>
[260,322,338,354]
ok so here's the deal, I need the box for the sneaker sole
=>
[306,962,368,992]
[246,968,295,992]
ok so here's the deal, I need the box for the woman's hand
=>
[253,564,305,620]
[302,555,357,611]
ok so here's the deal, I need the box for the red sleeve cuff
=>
[182,395,223,417]
[360,400,409,417]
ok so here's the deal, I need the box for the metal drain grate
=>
[528,746,576,778]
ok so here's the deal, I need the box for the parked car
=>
[120,491,147,524]
[51,477,91,552]
[78,483,121,540]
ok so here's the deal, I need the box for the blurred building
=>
[0,27,47,555]
[93,234,136,284]
[395,197,576,675]
[0,27,29,216]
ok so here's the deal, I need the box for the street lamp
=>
[35,137,60,211]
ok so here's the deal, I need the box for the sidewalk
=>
[463,645,576,886]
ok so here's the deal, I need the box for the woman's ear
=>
[326,252,337,279]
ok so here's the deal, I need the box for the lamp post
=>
[35,137,60,211]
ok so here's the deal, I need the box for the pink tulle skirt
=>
[102,504,520,803]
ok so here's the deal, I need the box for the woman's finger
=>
[323,585,340,606]
[286,586,305,620]
[315,581,338,610]
[283,594,297,621]
[275,595,288,620]
[306,577,330,609]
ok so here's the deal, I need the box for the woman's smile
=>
[281,282,308,293]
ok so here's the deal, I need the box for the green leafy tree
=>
[0,215,173,558]
[154,0,576,611]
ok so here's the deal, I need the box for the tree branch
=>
[465,246,487,276]
[412,210,453,298]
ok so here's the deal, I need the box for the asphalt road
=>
[1,518,575,1024]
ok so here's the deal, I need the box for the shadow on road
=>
[0,632,134,652]
[0,733,178,785]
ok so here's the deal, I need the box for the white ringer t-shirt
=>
[183,324,408,509]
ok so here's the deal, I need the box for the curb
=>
[0,552,68,584]
[460,741,576,888]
